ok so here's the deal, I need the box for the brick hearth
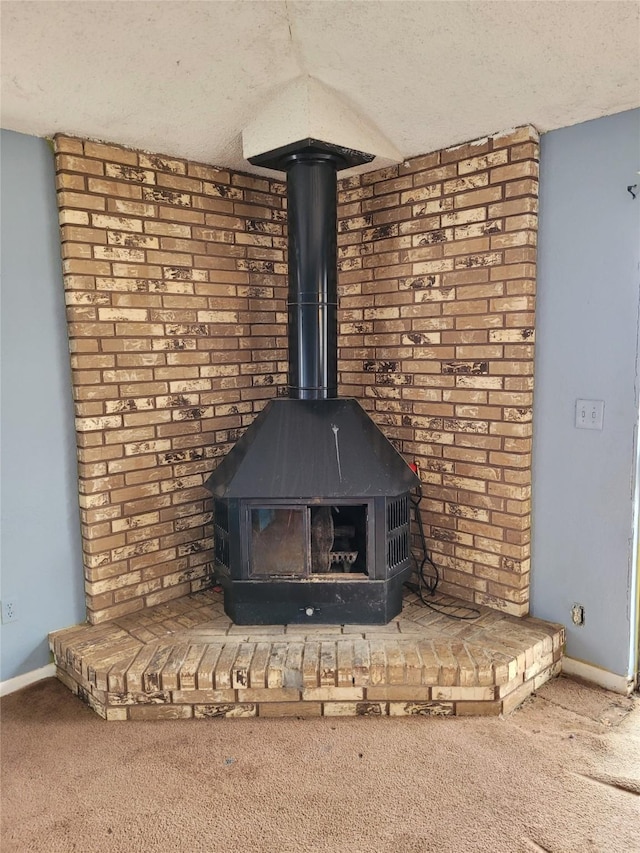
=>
[49,589,563,720]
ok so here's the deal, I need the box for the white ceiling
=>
[1,1,639,175]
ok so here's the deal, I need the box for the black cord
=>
[406,478,481,621]
[409,483,438,593]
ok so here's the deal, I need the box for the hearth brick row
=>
[50,590,563,720]
[54,127,538,624]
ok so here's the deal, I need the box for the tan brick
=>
[388,701,454,716]
[126,704,192,720]
[455,700,501,716]
[398,152,440,174]
[84,141,138,165]
[492,126,539,148]
[323,702,386,716]
[431,685,496,702]
[302,686,364,702]
[194,703,256,718]
[55,136,85,155]
[458,151,509,175]
[105,706,128,721]
[59,190,108,211]
[366,685,431,701]
[510,142,539,162]
[171,688,235,703]
[259,702,322,717]
[454,186,503,209]
[60,209,91,226]
[237,687,301,703]
[57,174,86,192]
[108,199,157,217]
[58,154,105,176]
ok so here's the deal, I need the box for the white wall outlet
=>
[571,603,585,626]
[575,399,604,430]
[1,599,18,624]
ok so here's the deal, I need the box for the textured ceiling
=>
[1,0,639,175]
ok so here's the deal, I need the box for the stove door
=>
[249,507,308,577]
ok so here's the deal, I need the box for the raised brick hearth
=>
[50,588,563,720]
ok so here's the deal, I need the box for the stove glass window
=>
[249,507,306,577]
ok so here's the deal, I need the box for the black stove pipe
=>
[284,151,341,400]
[249,139,373,400]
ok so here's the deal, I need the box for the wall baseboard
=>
[562,657,636,695]
[0,663,56,697]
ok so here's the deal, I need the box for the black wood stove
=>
[205,139,419,624]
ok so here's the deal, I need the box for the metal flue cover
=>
[205,398,419,500]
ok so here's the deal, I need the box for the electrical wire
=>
[406,478,481,621]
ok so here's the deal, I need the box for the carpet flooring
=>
[1,675,638,853]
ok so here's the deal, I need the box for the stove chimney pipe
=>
[248,139,374,401]
[285,151,340,400]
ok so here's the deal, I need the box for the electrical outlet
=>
[1,599,18,624]
[571,603,585,626]
[575,399,604,430]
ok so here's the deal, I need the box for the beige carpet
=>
[1,676,638,853]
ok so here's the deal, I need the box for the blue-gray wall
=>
[1,129,85,682]
[532,109,640,677]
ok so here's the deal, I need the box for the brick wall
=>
[55,127,538,624]
[54,136,287,623]
[337,127,538,616]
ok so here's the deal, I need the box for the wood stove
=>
[205,139,419,624]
